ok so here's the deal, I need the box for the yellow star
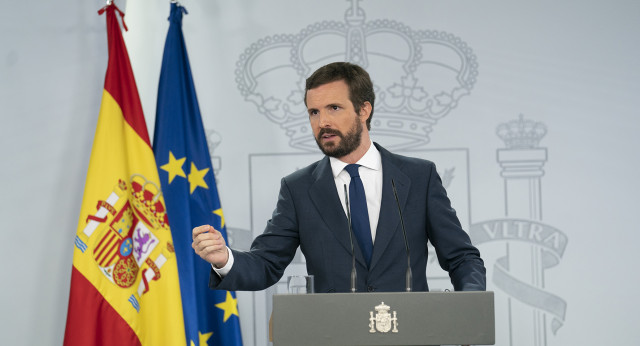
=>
[160,151,186,184]
[188,162,209,194]
[189,330,213,346]
[215,291,239,322]
[199,331,213,346]
[212,208,225,228]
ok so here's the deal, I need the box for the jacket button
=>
[367,286,375,292]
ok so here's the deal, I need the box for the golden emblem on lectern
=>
[369,302,399,333]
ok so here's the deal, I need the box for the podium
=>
[271,291,494,346]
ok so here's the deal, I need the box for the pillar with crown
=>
[496,115,553,346]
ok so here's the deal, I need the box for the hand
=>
[192,225,229,268]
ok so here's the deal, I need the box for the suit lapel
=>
[309,157,368,267]
[370,145,411,270]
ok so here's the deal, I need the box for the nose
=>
[317,111,331,128]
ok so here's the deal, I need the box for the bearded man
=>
[192,62,486,293]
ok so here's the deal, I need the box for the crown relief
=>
[235,0,478,151]
[497,114,547,149]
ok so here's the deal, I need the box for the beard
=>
[314,117,363,158]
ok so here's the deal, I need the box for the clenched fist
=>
[192,225,229,268]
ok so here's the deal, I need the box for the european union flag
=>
[153,3,243,346]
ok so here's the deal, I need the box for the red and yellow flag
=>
[64,4,186,345]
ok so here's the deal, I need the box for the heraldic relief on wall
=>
[204,1,568,345]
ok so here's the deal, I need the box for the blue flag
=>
[153,4,243,346]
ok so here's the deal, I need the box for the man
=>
[192,62,486,293]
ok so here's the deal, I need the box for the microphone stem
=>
[351,261,357,293]
[344,184,357,293]
[392,179,412,292]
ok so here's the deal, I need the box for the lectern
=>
[271,291,494,346]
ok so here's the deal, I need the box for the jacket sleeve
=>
[425,162,487,291]
[209,177,300,291]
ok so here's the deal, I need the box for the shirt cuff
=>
[211,246,234,277]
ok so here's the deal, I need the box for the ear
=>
[359,101,372,122]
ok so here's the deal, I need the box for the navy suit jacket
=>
[210,143,486,293]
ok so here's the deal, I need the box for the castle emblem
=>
[235,0,478,151]
[369,302,398,333]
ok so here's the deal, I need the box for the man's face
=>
[306,80,366,158]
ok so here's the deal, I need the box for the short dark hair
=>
[304,62,375,130]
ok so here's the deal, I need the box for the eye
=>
[331,105,340,111]
[309,109,319,116]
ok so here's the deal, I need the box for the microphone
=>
[344,184,357,293]
[391,179,412,292]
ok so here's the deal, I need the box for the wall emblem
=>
[369,302,398,333]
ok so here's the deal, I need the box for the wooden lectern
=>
[271,291,494,346]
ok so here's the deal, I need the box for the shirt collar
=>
[329,141,382,178]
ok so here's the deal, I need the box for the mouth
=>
[318,128,342,140]
[318,130,340,144]
[321,134,337,141]
[318,129,342,144]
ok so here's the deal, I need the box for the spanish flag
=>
[64,4,186,345]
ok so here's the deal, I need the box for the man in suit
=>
[192,62,486,293]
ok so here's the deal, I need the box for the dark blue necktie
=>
[345,164,373,267]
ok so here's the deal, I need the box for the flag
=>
[64,4,186,345]
[153,3,243,346]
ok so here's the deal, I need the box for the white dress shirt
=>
[329,141,383,244]
[213,141,383,275]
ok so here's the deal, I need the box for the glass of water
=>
[287,275,314,294]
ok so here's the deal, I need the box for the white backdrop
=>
[2,0,639,345]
